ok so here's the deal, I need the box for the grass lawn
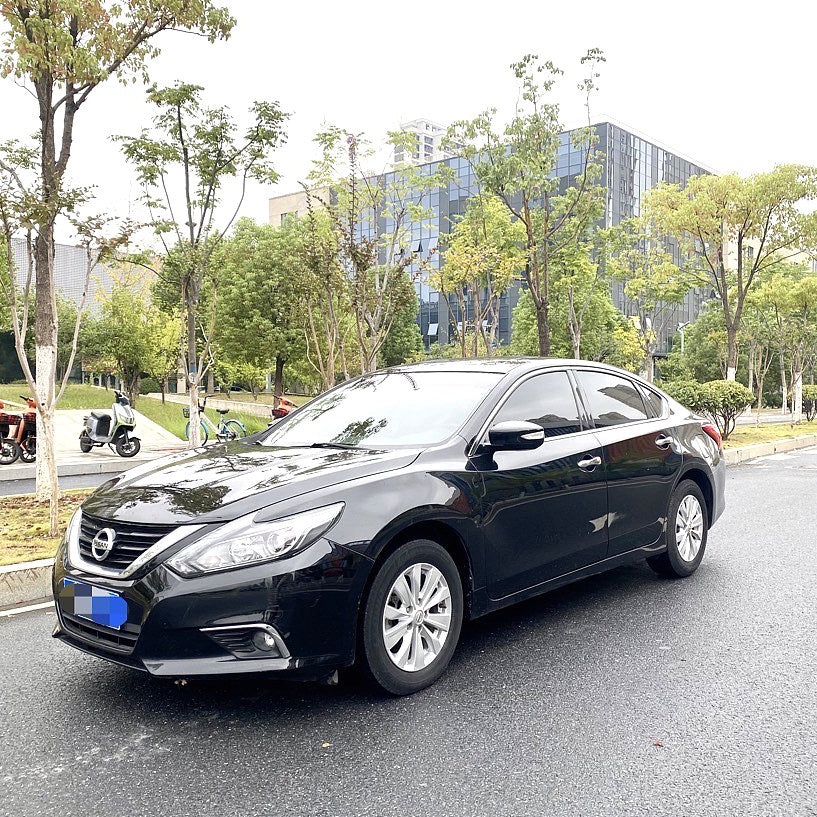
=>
[0,382,111,410]
[136,395,270,440]
[724,419,817,449]
[0,490,90,566]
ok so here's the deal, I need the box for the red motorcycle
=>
[0,396,37,465]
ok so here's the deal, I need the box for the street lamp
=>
[678,321,691,354]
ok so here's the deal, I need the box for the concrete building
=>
[392,118,456,168]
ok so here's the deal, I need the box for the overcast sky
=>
[2,0,815,242]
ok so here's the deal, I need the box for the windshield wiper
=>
[310,442,360,450]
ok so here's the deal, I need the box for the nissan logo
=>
[91,528,116,561]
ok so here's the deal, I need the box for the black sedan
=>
[52,359,725,695]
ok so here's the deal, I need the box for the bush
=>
[665,379,754,440]
[802,385,817,421]
[139,377,161,395]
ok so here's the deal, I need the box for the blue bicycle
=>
[183,395,246,444]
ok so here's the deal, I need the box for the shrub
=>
[802,385,817,421]
[139,377,161,395]
[665,379,754,439]
[663,380,706,414]
[699,380,754,439]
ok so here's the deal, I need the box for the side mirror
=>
[487,420,544,452]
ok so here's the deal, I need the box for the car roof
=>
[385,357,639,377]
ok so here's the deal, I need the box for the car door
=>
[477,370,609,600]
[573,369,682,557]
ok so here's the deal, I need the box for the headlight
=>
[166,502,345,578]
[62,508,82,567]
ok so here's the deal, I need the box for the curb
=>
[0,558,54,608]
[723,434,817,465]
[1,436,815,611]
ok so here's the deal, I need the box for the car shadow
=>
[66,558,672,725]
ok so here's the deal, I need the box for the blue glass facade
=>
[368,122,711,354]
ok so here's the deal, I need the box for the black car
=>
[53,359,726,695]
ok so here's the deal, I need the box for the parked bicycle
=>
[183,395,247,444]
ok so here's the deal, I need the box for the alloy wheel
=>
[382,562,452,672]
[675,494,704,561]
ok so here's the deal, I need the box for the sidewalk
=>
[0,408,186,483]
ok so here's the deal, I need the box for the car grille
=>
[79,513,177,571]
[59,609,141,654]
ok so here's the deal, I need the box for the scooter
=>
[79,390,141,458]
[0,396,37,464]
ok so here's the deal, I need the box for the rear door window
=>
[576,371,649,428]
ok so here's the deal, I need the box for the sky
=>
[2,0,815,243]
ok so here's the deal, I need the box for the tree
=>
[118,82,286,445]
[607,219,695,381]
[144,310,183,403]
[307,128,447,373]
[433,194,524,358]
[83,272,160,406]
[217,219,306,400]
[0,0,233,533]
[447,50,606,356]
[644,166,817,381]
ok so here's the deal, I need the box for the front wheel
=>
[79,433,93,453]
[360,540,463,696]
[647,479,708,578]
[223,419,246,440]
[115,435,141,458]
[0,439,20,465]
[185,421,209,445]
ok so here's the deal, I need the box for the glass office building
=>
[367,121,711,354]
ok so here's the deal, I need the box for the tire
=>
[79,434,93,453]
[360,539,463,696]
[19,438,35,463]
[185,421,209,445]
[223,419,246,439]
[0,439,20,465]
[115,435,141,458]
[647,479,708,578]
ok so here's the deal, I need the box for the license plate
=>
[61,579,128,631]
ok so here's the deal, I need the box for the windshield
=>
[259,371,501,448]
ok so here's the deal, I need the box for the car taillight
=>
[701,423,722,449]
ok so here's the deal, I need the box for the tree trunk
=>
[779,351,788,415]
[747,341,755,395]
[725,325,738,381]
[161,379,167,404]
[792,360,803,424]
[273,356,285,400]
[535,300,549,358]
[206,369,215,395]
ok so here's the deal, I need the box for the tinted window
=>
[577,371,648,427]
[641,387,665,418]
[493,372,583,437]
[260,371,501,448]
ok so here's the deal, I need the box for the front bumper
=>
[52,537,374,679]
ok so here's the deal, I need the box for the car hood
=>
[81,441,421,525]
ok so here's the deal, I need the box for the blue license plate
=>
[61,579,128,630]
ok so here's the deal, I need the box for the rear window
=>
[576,371,649,428]
[641,387,666,418]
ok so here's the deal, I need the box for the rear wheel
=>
[647,480,708,578]
[223,419,246,440]
[0,439,20,465]
[360,540,463,696]
[19,437,35,463]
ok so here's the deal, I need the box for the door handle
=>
[577,455,602,471]
[655,434,674,449]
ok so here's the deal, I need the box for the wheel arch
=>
[676,465,715,528]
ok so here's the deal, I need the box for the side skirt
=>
[475,541,667,618]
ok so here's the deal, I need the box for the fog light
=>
[252,630,279,653]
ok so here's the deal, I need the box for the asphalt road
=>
[0,472,111,496]
[2,450,816,817]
